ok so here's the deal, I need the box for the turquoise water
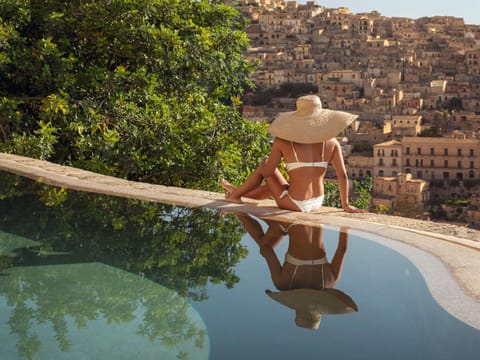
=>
[0,174,478,359]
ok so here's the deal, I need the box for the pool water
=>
[0,177,479,359]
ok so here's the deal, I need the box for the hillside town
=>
[227,0,480,228]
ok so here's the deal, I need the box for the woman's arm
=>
[330,139,366,213]
[330,227,349,285]
[261,138,284,178]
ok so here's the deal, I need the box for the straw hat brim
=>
[266,288,358,315]
[268,109,358,143]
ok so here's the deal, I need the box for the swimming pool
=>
[0,177,478,359]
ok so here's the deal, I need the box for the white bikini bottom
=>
[280,190,324,213]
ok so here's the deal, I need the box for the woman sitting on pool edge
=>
[222,95,366,213]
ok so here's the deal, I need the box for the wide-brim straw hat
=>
[266,288,358,330]
[268,95,358,143]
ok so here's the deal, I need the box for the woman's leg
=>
[261,168,299,211]
[222,179,271,201]
[223,166,299,211]
[222,166,268,203]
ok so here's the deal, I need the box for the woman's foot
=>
[221,179,236,194]
[221,179,243,204]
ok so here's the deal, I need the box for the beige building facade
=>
[391,115,423,138]
[346,154,373,179]
[372,173,430,214]
[402,136,480,182]
[373,140,402,177]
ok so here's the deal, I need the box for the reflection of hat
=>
[266,288,358,330]
[268,95,358,143]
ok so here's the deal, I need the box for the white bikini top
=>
[285,141,328,172]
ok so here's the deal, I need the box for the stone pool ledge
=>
[1,152,479,304]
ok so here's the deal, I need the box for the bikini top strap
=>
[290,141,299,162]
[322,141,325,162]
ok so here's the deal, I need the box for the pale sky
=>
[315,1,480,25]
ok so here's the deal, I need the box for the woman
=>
[222,95,366,213]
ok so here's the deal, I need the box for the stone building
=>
[373,140,402,177]
[391,115,423,138]
[372,173,430,215]
[402,136,480,182]
[346,154,373,180]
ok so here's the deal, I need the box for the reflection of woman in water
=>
[232,212,357,330]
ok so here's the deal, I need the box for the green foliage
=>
[0,0,267,190]
[419,113,445,137]
[244,82,319,106]
[446,97,463,111]
[323,180,342,208]
[276,82,319,97]
[351,176,373,209]
[323,176,372,210]
[374,203,391,214]
[351,143,373,155]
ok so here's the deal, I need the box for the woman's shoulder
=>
[273,137,289,145]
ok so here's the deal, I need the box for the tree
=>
[323,176,372,210]
[276,82,319,97]
[419,113,444,137]
[0,0,269,190]
[446,97,463,112]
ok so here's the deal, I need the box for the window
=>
[430,148,435,155]
[458,149,462,156]
[406,159,411,166]
[417,147,421,155]
[406,147,410,155]
[431,159,435,167]
[458,160,462,168]
[470,149,475,156]
[444,160,448,168]
[444,148,448,156]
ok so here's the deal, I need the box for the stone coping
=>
[1,152,479,329]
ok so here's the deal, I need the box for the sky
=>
[314,1,480,25]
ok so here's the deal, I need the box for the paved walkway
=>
[1,152,480,328]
